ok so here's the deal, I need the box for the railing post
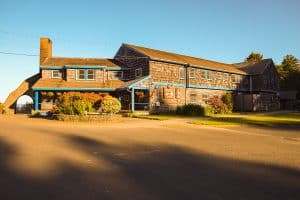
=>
[131,88,135,112]
[34,91,39,111]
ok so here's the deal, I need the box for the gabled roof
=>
[124,44,246,74]
[236,59,274,75]
[41,57,120,67]
[33,79,124,90]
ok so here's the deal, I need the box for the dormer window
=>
[76,69,95,80]
[51,70,60,79]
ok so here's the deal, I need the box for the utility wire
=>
[0,51,39,56]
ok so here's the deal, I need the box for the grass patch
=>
[191,112,300,127]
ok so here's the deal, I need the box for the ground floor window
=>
[190,93,197,104]
[202,94,209,104]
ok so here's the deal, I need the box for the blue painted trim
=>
[189,84,250,92]
[151,81,250,92]
[152,82,185,87]
[40,66,63,70]
[34,91,39,111]
[131,88,135,112]
[133,87,149,90]
[40,66,122,70]
[128,75,151,89]
[64,66,106,69]
[32,88,116,92]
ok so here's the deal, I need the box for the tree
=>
[276,54,300,99]
[281,54,298,71]
[245,52,263,64]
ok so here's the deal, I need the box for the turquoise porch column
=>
[34,91,39,111]
[131,88,135,112]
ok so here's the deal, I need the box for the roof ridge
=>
[50,56,113,60]
[125,43,232,67]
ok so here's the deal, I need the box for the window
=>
[112,71,123,80]
[231,74,236,83]
[77,69,95,80]
[190,94,197,104]
[223,73,229,81]
[51,70,60,79]
[179,67,185,79]
[87,69,95,80]
[189,68,196,78]
[201,70,207,79]
[207,71,212,80]
[217,72,222,80]
[135,68,142,78]
[202,94,209,104]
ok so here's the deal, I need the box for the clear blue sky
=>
[0,0,299,102]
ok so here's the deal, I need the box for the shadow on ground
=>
[0,134,300,200]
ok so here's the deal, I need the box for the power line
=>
[0,51,39,57]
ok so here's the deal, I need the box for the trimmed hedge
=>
[176,104,205,116]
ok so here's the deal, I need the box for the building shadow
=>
[0,135,300,200]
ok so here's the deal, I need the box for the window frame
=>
[189,68,196,79]
[135,68,142,78]
[51,70,60,79]
[190,93,198,104]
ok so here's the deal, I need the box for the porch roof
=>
[121,76,150,89]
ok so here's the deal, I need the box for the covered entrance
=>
[119,76,150,112]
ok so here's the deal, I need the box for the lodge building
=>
[4,38,280,114]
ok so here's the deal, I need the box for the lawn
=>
[191,112,300,127]
[127,113,184,120]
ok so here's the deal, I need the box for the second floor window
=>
[51,70,60,79]
[135,68,142,78]
[189,68,196,79]
[179,67,185,79]
[77,69,95,80]
[112,71,123,80]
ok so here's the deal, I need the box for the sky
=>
[0,0,299,102]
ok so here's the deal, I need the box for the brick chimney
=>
[40,38,52,65]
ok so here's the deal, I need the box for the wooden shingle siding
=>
[150,61,185,84]
[115,45,150,80]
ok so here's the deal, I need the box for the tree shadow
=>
[1,134,300,200]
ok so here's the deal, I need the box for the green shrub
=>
[221,93,233,112]
[207,93,233,114]
[176,104,205,116]
[57,92,102,115]
[99,96,121,114]
[204,105,214,116]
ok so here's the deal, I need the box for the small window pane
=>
[78,69,85,79]
[52,70,60,78]
[135,68,142,77]
[87,69,95,80]
[179,67,185,79]
[190,94,197,104]
[189,68,196,78]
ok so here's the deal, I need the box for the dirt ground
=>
[0,115,300,200]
